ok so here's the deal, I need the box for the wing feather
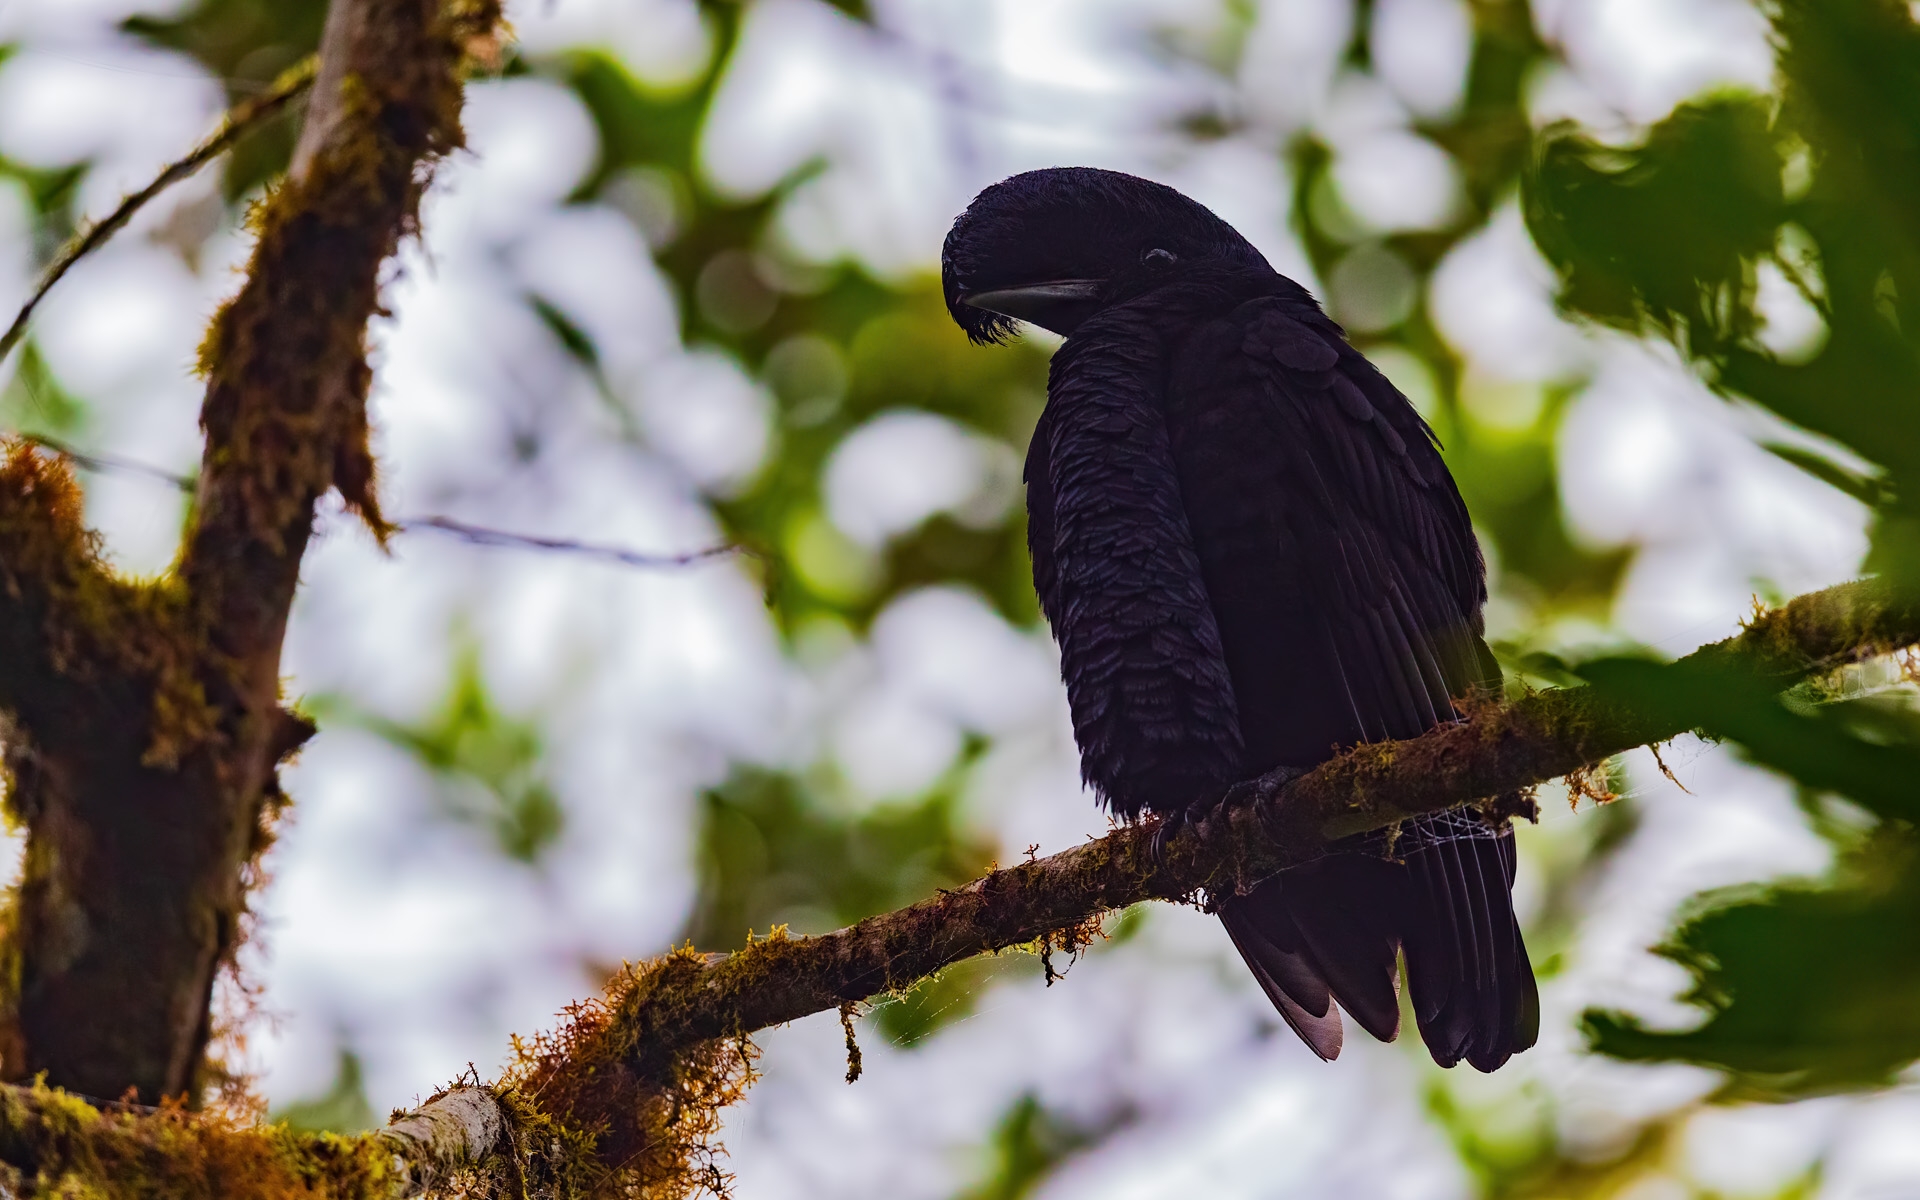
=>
[1164,294,1532,1071]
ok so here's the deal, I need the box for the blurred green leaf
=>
[687,763,995,948]
[1584,831,1920,1098]
[0,152,85,259]
[1512,0,1920,1105]
[1525,0,1920,584]
[950,1092,1132,1200]
[689,761,1002,1044]
[320,649,564,864]
[1,341,89,439]
[273,1050,377,1134]
[1574,652,1920,1092]
[1527,97,1786,343]
[1578,655,1920,825]
[1423,1075,1558,1198]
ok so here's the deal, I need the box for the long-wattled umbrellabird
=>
[941,166,1538,1070]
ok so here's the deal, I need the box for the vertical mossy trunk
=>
[0,452,238,1102]
[8,727,254,1100]
[0,0,481,1104]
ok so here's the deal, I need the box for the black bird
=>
[942,167,1537,1070]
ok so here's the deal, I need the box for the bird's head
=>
[942,167,1272,344]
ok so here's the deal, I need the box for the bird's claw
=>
[1153,765,1310,870]
[1151,789,1233,869]
[1148,808,1191,869]
[1188,790,1235,844]
[1244,764,1306,840]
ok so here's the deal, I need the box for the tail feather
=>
[1221,890,1344,1059]
[1512,926,1542,1052]
[1227,826,1534,1072]
[1218,898,1343,1060]
[1273,858,1402,1043]
[1406,837,1475,1061]
[1458,835,1517,1071]
[1404,831,1533,1071]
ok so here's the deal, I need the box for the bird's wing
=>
[1168,295,1534,1070]
[1023,406,1061,627]
[1026,324,1248,818]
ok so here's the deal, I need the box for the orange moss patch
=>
[506,947,761,1199]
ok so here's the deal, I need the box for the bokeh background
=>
[1,0,1916,1195]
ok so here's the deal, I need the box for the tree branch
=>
[377,1086,510,1197]
[596,577,1914,1062]
[474,577,1917,1196]
[0,1079,514,1198]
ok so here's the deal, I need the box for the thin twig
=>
[16,432,195,491]
[6,432,749,571]
[402,515,746,568]
[0,57,317,366]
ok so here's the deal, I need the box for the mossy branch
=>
[0,1079,509,1199]
[376,1086,509,1196]
[597,577,1913,1060]
[402,576,1920,1198]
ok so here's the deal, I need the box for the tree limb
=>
[377,1086,510,1197]
[474,577,1918,1197]
[597,577,1914,1062]
[0,1079,513,1198]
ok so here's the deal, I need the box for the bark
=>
[377,1086,509,1197]
[0,0,487,1103]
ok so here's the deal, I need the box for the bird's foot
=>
[1148,807,1192,870]
[1150,784,1239,868]
[1243,764,1307,841]
[1184,785,1241,845]
[1150,765,1310,871]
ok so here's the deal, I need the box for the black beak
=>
[958,279,1104,337]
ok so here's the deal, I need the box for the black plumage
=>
[942,167,1537,1070]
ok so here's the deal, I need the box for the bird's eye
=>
[1142,247,1178,269]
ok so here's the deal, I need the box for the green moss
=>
[0,1080,402,1199]
[0,445,215,767]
